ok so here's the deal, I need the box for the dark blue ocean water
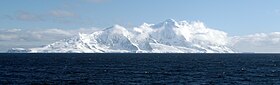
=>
[1,53,280,84]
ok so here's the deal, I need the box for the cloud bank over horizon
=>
[0,20,279,53]
[0,28,100,52]
[231,32,280,53]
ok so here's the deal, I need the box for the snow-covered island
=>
[8,19,234,53]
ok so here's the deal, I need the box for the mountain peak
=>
[104,24,127,31]
[112,24,124,28]
[102,24,130,37]
[152,19,179,28]
[164,19,176,22]
[164,19,176,23]
[162,19,177,26]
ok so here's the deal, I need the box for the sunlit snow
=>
[8,19,234,53]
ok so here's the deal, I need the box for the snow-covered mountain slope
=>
[8,19,234,53]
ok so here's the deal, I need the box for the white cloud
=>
[0,34,18,41]
[230,32,280,53]
[50,10,77,18]
[5,10,80,24]
[6,29,22,32]
[15,11,44,21]
[0,28,100,52]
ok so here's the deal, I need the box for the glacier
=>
[7,19,234,53]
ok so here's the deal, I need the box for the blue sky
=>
[1,0,280,52]
[0,0,280,35]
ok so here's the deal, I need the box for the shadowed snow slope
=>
[8,19,234,53]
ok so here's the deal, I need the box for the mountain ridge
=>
[8,19,234,53]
